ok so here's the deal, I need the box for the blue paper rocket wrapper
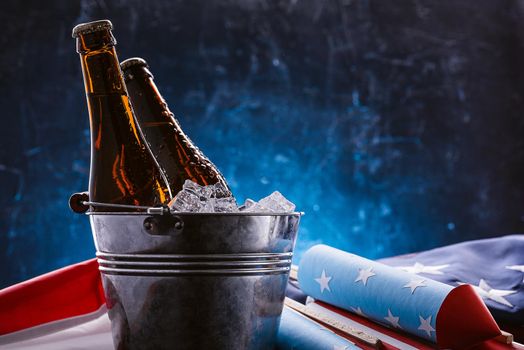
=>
[298,245,501,349]
[277,306,359,350]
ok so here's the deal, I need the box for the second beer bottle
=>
[120,58,231,198]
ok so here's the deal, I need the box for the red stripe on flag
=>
[0,259,105,335]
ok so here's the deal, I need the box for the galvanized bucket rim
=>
[87,211,304,217]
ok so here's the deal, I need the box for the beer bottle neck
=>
[123,65,174,124]
[77,30,126,95]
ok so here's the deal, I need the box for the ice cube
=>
[169,180,238,213]
[239,198,256,211]
[197,199,215,213]
[212,197,239,212]
[256,191,296,212]
[212,182,231,199]
[181,179,213,200]
[243,192,296,213]
[169,189,202,212]
[170,181,295,213]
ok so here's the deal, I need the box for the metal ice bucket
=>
[89,211,301,350]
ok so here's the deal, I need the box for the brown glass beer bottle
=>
[120,57,232,197]
[72,21,171,211]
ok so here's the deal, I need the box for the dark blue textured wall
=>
[1,0,524,288]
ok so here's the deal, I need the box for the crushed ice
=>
[169,180,295,213]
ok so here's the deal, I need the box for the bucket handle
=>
[69,191,171,215]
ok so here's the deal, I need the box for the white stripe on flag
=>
[0,305,111,349]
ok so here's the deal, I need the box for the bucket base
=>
[102,272,288,350]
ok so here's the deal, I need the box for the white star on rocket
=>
[384,309,401,329]
[403,278,427,294]
[458,279,516,308]
[315,269,332,293]
[354,267,376,286]
[397,262,449,275]
[350,306,365,317]
[418,315,435,337]
[506,265,524,282]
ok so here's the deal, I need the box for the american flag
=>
[0,235,522,349]
[379,234,524,329]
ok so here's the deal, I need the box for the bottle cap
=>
[121,58,153,82]
[72,20,113,38]
[120,57,149,71]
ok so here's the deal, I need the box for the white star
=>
[418,315,435,337]
[315,269,332,293]
[398,262,449,275]
[354,267,376,286]
[506,265,524,282]
[350,306,365,317]
[507,265,524,272]
[333,345,348,350]
[403,278,427,294]
[458,279,516,308]
[384,309,401,329]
